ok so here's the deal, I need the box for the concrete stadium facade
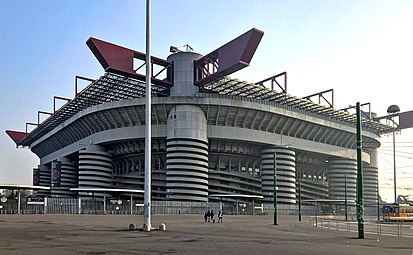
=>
[15,44,391,206]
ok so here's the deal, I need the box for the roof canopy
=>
[70,188,144,194]
[0,184,50,190]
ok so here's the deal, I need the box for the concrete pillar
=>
[167,51,203,97]
[78,145,112,198]
[166,105,209,202]
[33,164,51,197]
[327,158,357,205]
[261,146,296,204]
[50,157,77,198]
[364,149,379,204]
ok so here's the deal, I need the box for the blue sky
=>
[1,0,413,202]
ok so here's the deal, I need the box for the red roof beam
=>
[5,130,28,145]
[194,28,264,86]
[86,37,173,87]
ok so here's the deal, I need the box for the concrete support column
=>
[78,145,112,198]
[50,157,77,198]
[167,51,202,97]
[261,146,296,204]
[33,164,51,197]
[364,149,379,204]
[327,158,357,204]
[166,105,209,202]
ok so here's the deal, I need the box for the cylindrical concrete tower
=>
[78,145,112,198]
[327,158,357,204]
[167,51,203,97]
[166,105,209,202]
[33,164,51,197]
[364,149,379,204]
[261,146,296,204]
[50,157,78,198]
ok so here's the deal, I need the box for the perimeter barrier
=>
[309,217,413,238]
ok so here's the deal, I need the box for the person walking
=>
[211,210,215,222]
[204,211,208,222]
[218,211,223,223]
[206,210,211,222]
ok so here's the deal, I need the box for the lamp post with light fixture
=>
[387,104,400,204]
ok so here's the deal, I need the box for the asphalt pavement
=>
[0,214,412,255]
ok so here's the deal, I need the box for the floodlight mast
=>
[143,0,152,232]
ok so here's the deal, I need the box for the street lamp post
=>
[387,105,400,204]
[143,0,152,232]
[298,170,302,222]
[273,152,278,225]
[377,179,380,222]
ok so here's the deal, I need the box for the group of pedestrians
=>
[204,210,223,223]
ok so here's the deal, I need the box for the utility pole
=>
[356,102,364,239]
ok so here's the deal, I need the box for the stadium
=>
[6,28,393,213]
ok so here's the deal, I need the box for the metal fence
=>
[0,198,388,220]
[0,200,45,214]
[0,198,345,216]
[309,217,413,238]
[0,198,228,215]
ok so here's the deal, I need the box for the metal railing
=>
[309,217,413,238]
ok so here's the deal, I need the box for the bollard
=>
[159,223,167,231]
[143,224,151,232]
[128,223,136,231]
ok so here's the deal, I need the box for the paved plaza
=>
[0,214,412,255]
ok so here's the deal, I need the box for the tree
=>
[1,189,32,199]
[397,195,413,204]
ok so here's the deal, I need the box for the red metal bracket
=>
[5,130,28,144]
[303,89,334,108]
[37,111,53,125]
[341,103,371,119]
[194,28,264,86]
[54,96,72,113]
[86,37,173,87]
[75,75,95,96]
[25,122,39,133]
[256,72,287,93]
